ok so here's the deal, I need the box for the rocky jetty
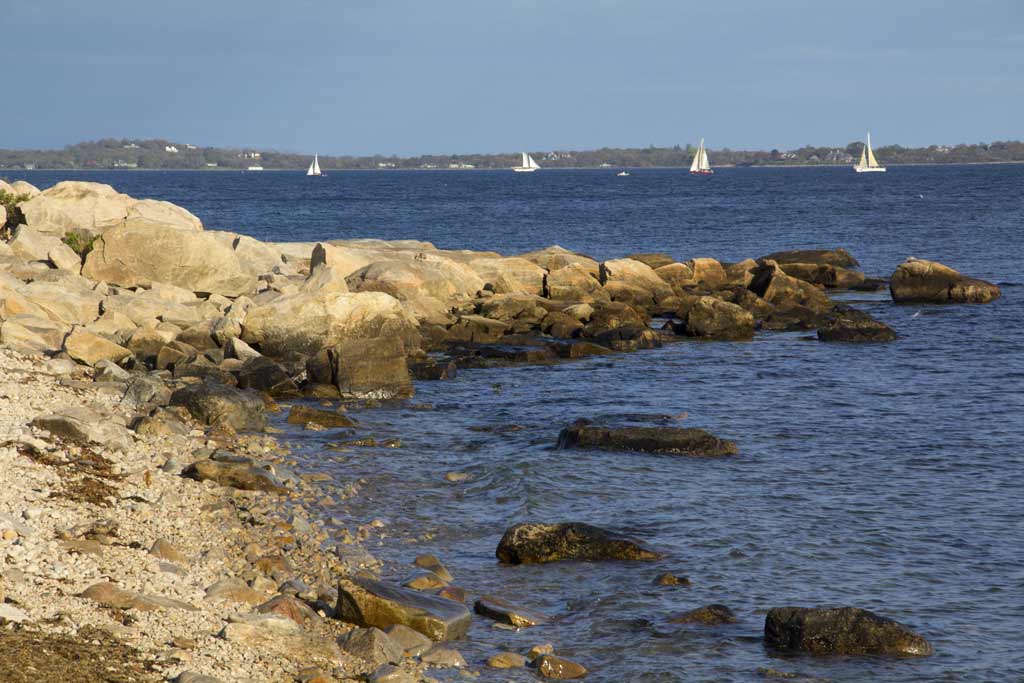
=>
[890,257,1001,304]
[764,606,934,656]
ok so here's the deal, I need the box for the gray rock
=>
[170,382,267,431]
[337,627,403,667]
[94,359,131,382]
[30,407,132,451]
[421,647,467,668]
[474,595,549,627]
[183,459,286,493]
[368,664,416,683]
[384,624,433,657]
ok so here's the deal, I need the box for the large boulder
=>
[335,577,472,641]
[764,606,933,656]
[599,258,673,305]
[83,220,255,296]
[308,242,378,277]
[818,305,897,342]
[496,522,661,564]
[0,315,69,355]
[8,224,64,262]
[889,257,1000,304]
[748,261,831,313]
[18,182,134,238]
[468,257,546,296]
[63,327,132,366]
[125,198,203,231]
[241,290,418,357]
[309,336,413,399]
[17,281,103,325]
[347,256,484,302]
[778,262,865,289]
[674,296,754,340]
[545,263,608,302]
[557,422,738,456]
[684,257,728,289]
[169,382,267,431]
[518,245,599,276]
[761,248,859,268]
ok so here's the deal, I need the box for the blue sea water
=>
[15,166,1024,682]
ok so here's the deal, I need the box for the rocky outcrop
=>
[748,260,831,312]
[761,248,859,268]
[599,258,672,306]
[557,421,738,456]
[496,522,661,564]
[519,245,599,275]
[83,220,255,296]
[764,606,933,656]
[335,577,472,641]
[778,262,865,289]
[545,263,608,302]
[818,305,897,342]
[889,257,1001,304]
[347,256,484,302]
[673,296,754,340]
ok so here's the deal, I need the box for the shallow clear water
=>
[17,165,1024,681]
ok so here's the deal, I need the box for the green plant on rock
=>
[0,190,30,235]
[61,231,98,257]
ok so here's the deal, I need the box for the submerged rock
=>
[286,405,356,428]
[557,421,738,456]
[817,305,897,342]
[335,576,472,641]
[473,595,550,627]
[764,606,933,656]
[890,257,1000,304]
[669,604,737,625]
[496,522,661,564]
[535,654,588,680]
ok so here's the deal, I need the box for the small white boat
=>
[689,138,713,175]
[512,152,541,173]
[306,154,323,176]
[246,165,264,171]
[617,171,630,177]
[854,133,886,173]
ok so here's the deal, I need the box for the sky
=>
[3,0,1021,155]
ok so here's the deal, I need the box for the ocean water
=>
[16,166,1024,682]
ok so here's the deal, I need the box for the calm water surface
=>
[16,166,1024,682]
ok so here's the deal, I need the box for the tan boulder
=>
[302,264,349,294]
[48,242,82,271]
[685,257,728,289]
[9,224,63,262]
[468,257,546,296]
[724,258,758,286]
[654,262,695,287]
[64,327,132,366]
[86,309,138,342]
[545,263,608,302]
[241,290,418,357]
[890,257,1001,304]
[599,258,672,303]
[19,181,134,238]
[749,260,831,312]
[18,281,103,325]
[518,245,599,275]
[309,242,378,278]
[82,219,256,296]
[0,315,70,355]
[347,256,484,302]
[125,198,202,230]
[9,180,41,198]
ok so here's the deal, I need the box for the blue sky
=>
[3,0,1020,155]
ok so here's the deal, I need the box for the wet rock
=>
[760,304,829,332]
[335,576,472,641]
[818,306,897,342]
[474,595,550,627]
[764,606,933,656]
[489,652,527,668]
[557,421,738,456]
[551,340,614,359]
[890,257,1000,304]
[422,647,467,667]
[669,604,737,625]
[542,310,585,338]
[435,586,467,603]
[236,356,299,396]
[674,296,755,339]
[478,344,557,364]
[413,554,453,582]
[170,382,267,431]
[327,336,414,399]
[385,624,433,657]
[761,248,859,268]
[31,407,132,451]
[80,581,196,611]
[527,643,555,660]
[654,573,691,586]
[337,626,403,667]
[496,522,661,564]
[403,571,448,591]
[286,405,356,428]
[183,459,286,493]
[535,654,588,679]
[408,358,457,380]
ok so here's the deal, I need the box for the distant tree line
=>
[2,137,1023,171]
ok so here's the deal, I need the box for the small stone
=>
[527,643,555,660]
[412,554,453,582]
[474,595,549,627]
[403,571,448,591]
[150,538,187,564]
[654,572,691,586]
[669,604,737,625]
[535,654,587,679]
[368,664,415,683]
[488,652,527,668]
[444,472,470,483]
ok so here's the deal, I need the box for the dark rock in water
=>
[557,421,738,456]
[332,336,413,399]
[890,257,1000,304]
[170,382,267,431]
[435,586,467,603]
[335,576,472,641]
[413,555,453,582]
[717,287,776,320]
[473,595,550,627]
[673,296,755,340]
[535,654,588,680]
[478,345,558,364]
[236,356,299,396]
[749,262,832,313]
[654,573,691,586]
[182,459,286,493]
[760,304,829,332]
[626,252,676,270]
[818,305,897,342]
[403,571,448,591]
[447,315,509,344]
[550,341,614,359]
[777,263,865,290]
[669,604,737,625]
[408,358,457,381]
[764,606,933,656]
[496,522,661,564]
[588,324,661,351]
[761,248,859,268]
[851,277,888,292]
[286,405,356,428]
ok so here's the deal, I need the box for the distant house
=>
[206,162,218,167]
[123,143,140,149]
[112,160,138,168]
[185,144,198,150]
[448,162,475,169]
[165,145,179,153]
[377,162,397,168]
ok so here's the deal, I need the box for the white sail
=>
[513,151,540,172]
[689,144,701,172]
[521,152,529,168]
[857,147,867,167]
[854,133,886,172]
[307,154,322,176]
[866,135,879,167]
[526,154,540,169]
[690,138,712,173]
[699,148,710,171]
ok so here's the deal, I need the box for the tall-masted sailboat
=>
[689,138,713,175]
[512,152,541,173]
[853,134,885,173]
[306,154,323,176]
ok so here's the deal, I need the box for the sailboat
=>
[853,134,885,173]
[512,152,541,173]
[306,154,323,176]
[689,138,713,175]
